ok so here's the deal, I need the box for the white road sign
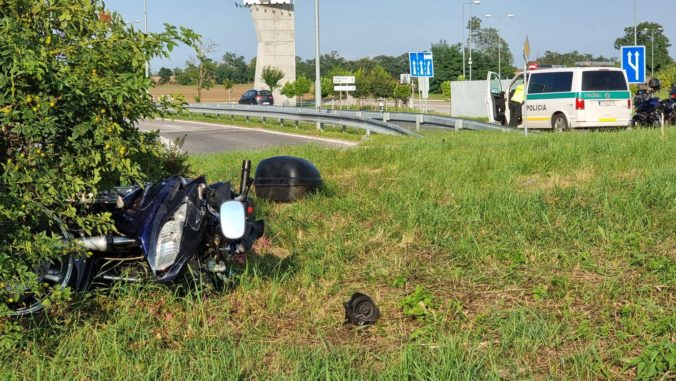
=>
[334,85,356,92]
[333,76,355,85]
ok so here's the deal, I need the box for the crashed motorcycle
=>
[7,160,265,316]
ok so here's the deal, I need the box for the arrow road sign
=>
[621,46,646,84]
[409,52,434,78]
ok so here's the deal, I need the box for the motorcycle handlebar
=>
[239,160,253,199]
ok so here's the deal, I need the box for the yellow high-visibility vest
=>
[511,84,525,103]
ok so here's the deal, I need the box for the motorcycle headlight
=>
[155,203,187,271]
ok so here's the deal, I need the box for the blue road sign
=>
[409,52,434,78]
[621,46,646,84]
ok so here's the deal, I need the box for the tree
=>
[158,67,173,85]
[0,0,196,321]
[393,83,412,107]
[215,52,249,84]
[430,41,463,93]
[280,81,297,101]
[370,65,397,99]
[353,67,372,100]
[173,67,191,85]
[261,66,285,93]
[441,81,451,98]
[320,77,333,99]
[294,75,312,106]
[191,39,219,102]
[614,22,672,74]
[223,79,234,103]
[537,50,616,67]
[280,75,312,106]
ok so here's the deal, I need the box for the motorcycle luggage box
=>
[254,156,322,202]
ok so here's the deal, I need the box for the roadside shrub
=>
[0,0,196,325]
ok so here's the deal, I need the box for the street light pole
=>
[633,0,637,45]
[485,13,514,79]
[314,0,321,112]
[462,1,480,80]
[144,0,149,78]
[643,27,663,77]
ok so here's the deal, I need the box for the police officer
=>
[509,83,524,127]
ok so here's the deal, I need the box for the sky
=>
[106,0,676,71]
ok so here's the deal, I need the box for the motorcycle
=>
[661,83,676,125]
[631,89,662,127]
[7,160,264,316]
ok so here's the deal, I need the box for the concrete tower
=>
[243,0,296,106]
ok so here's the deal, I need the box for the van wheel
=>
[552,114,568,132]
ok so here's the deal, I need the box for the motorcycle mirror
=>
[220,201,246,240]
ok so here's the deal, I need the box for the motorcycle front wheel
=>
[4,254,76,316]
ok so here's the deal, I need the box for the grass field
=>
[150,84,254,103]
[2,129,675,380]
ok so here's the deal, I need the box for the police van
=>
[486,67,632,130]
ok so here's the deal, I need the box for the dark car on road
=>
[238,89,274,105]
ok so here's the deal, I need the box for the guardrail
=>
[184,104,519,136]
[185,104,421,137]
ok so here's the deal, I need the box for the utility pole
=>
[314,0,321,111]
[462,1,481,80]
[144,0,149,78]
[643,27,663,77]
[485,13,514,79]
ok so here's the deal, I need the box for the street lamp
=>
[314,0,321,112]
[144,0,149,78]
[461,0,480,80]
[633,0,637,45]
[485,13,514,80]
[643,27,663,78]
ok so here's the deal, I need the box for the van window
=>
[582,71,628,91]
[528,72,573,94]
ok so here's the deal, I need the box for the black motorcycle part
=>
[207,181,233,209]
[253,156,323,202]
[344,292,380,326]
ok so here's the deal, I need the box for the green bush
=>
[0,0,196,321]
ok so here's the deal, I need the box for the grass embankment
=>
[174,112,366,142]
[3,130,675,380]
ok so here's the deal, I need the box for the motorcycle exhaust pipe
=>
[76,236,138,252]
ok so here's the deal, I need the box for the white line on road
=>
[151,119,359,147]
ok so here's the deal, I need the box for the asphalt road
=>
[138,119,357,154]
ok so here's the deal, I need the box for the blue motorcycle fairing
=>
[113,176,208,280]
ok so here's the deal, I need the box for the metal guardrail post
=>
[456,119,463,132]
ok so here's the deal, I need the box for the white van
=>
[486,67,632,130]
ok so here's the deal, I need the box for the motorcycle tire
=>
[4,254,78,316]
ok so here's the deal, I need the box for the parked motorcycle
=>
[631,84,662,127]
[6,160,265,316]
[661,82,676,125]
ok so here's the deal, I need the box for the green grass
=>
[2,129,675,380]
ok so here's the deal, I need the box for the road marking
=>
[156,119,359,147]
